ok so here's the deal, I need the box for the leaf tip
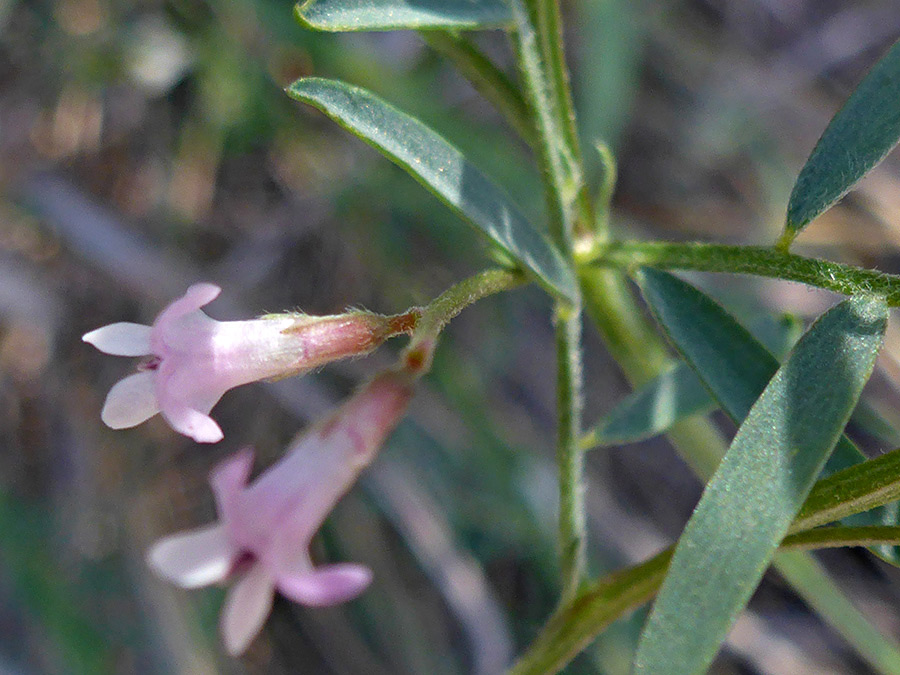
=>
[293,0,328,31]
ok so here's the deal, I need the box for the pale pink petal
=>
[211,448,255,523]
[147,523,235,588]
[160,400,224,443]
[101,371,159,429]
[220,563,275,656]
[277,563,372,607]
[82,322,152,356]
[153,282,221,327]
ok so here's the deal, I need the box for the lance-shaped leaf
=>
[287,78,576,301]
[634,295,887,675]
[580,363,714,449]
[785,39,900,241]
[638,268,900,565]
[295,0,511,31]
[581,314,800,449]
[511,444,900,675]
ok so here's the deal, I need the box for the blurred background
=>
[4,0,900,672]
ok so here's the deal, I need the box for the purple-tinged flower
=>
[147,371,413,655]
[83,283,416,443]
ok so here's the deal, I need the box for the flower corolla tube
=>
[148,371,414,655]
[83,283,413,442]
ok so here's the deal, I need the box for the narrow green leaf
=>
[580,362,714,449]
[581,314,799,449]
[510,445,900,675]
[634,295,887,675]
[785,39,900,239]
[295,0,511,31]
[287,78,577,301]
[638,268,900,566]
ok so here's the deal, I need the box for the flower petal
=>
[101,371,160,429]
[147,523,235,588]
[83,322,152,356]
[220,563,275,656]
[211,448,254,523]
[277,563,372,607]
[154,283,221,327]
[160,402,224,443]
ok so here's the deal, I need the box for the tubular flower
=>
[83,283,415,442]
[147,371,414,655]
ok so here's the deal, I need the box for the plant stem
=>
[509,0,576,251]
[420,31,536,146]
[509,539,900,675]
[531,0,594,238]
[510,0,587,596]
[588,240,900,305]
[406,268,526,354]
[556,303,585,601]
[782,525,900,550]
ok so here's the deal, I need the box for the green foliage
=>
[637,268,900,565]
[592,240,900,305]
[785,39,900,243]
[287,77,577,301]
[581,314,800,449]
[580,362,714,448]
[294,0,512,31]
[509,551,671,675]
[793,445,900,533]
[634,293,887,675]
[511,442,900,675]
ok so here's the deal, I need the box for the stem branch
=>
[587,240,900,304]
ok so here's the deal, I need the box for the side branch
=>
[585,241,900,305]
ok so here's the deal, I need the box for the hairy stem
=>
[588,240,900,304]
[511,0,587,596]
[509,0,573,251]
[556,303,586,600]
[407,268,526,355]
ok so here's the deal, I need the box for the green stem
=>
[588,240,900,305]
[406,268,525,354]
[509,0,576,251]
[510,0,587,596]
[782,525,900,550]
[420,31,536,146]
[510,541,900,675]
[556,304,586,601]
[532,0,594,237]
[508,550,672,675]
[532,0,582,169]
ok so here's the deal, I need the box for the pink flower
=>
[147,372,413,655]
[83,283,415,443]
